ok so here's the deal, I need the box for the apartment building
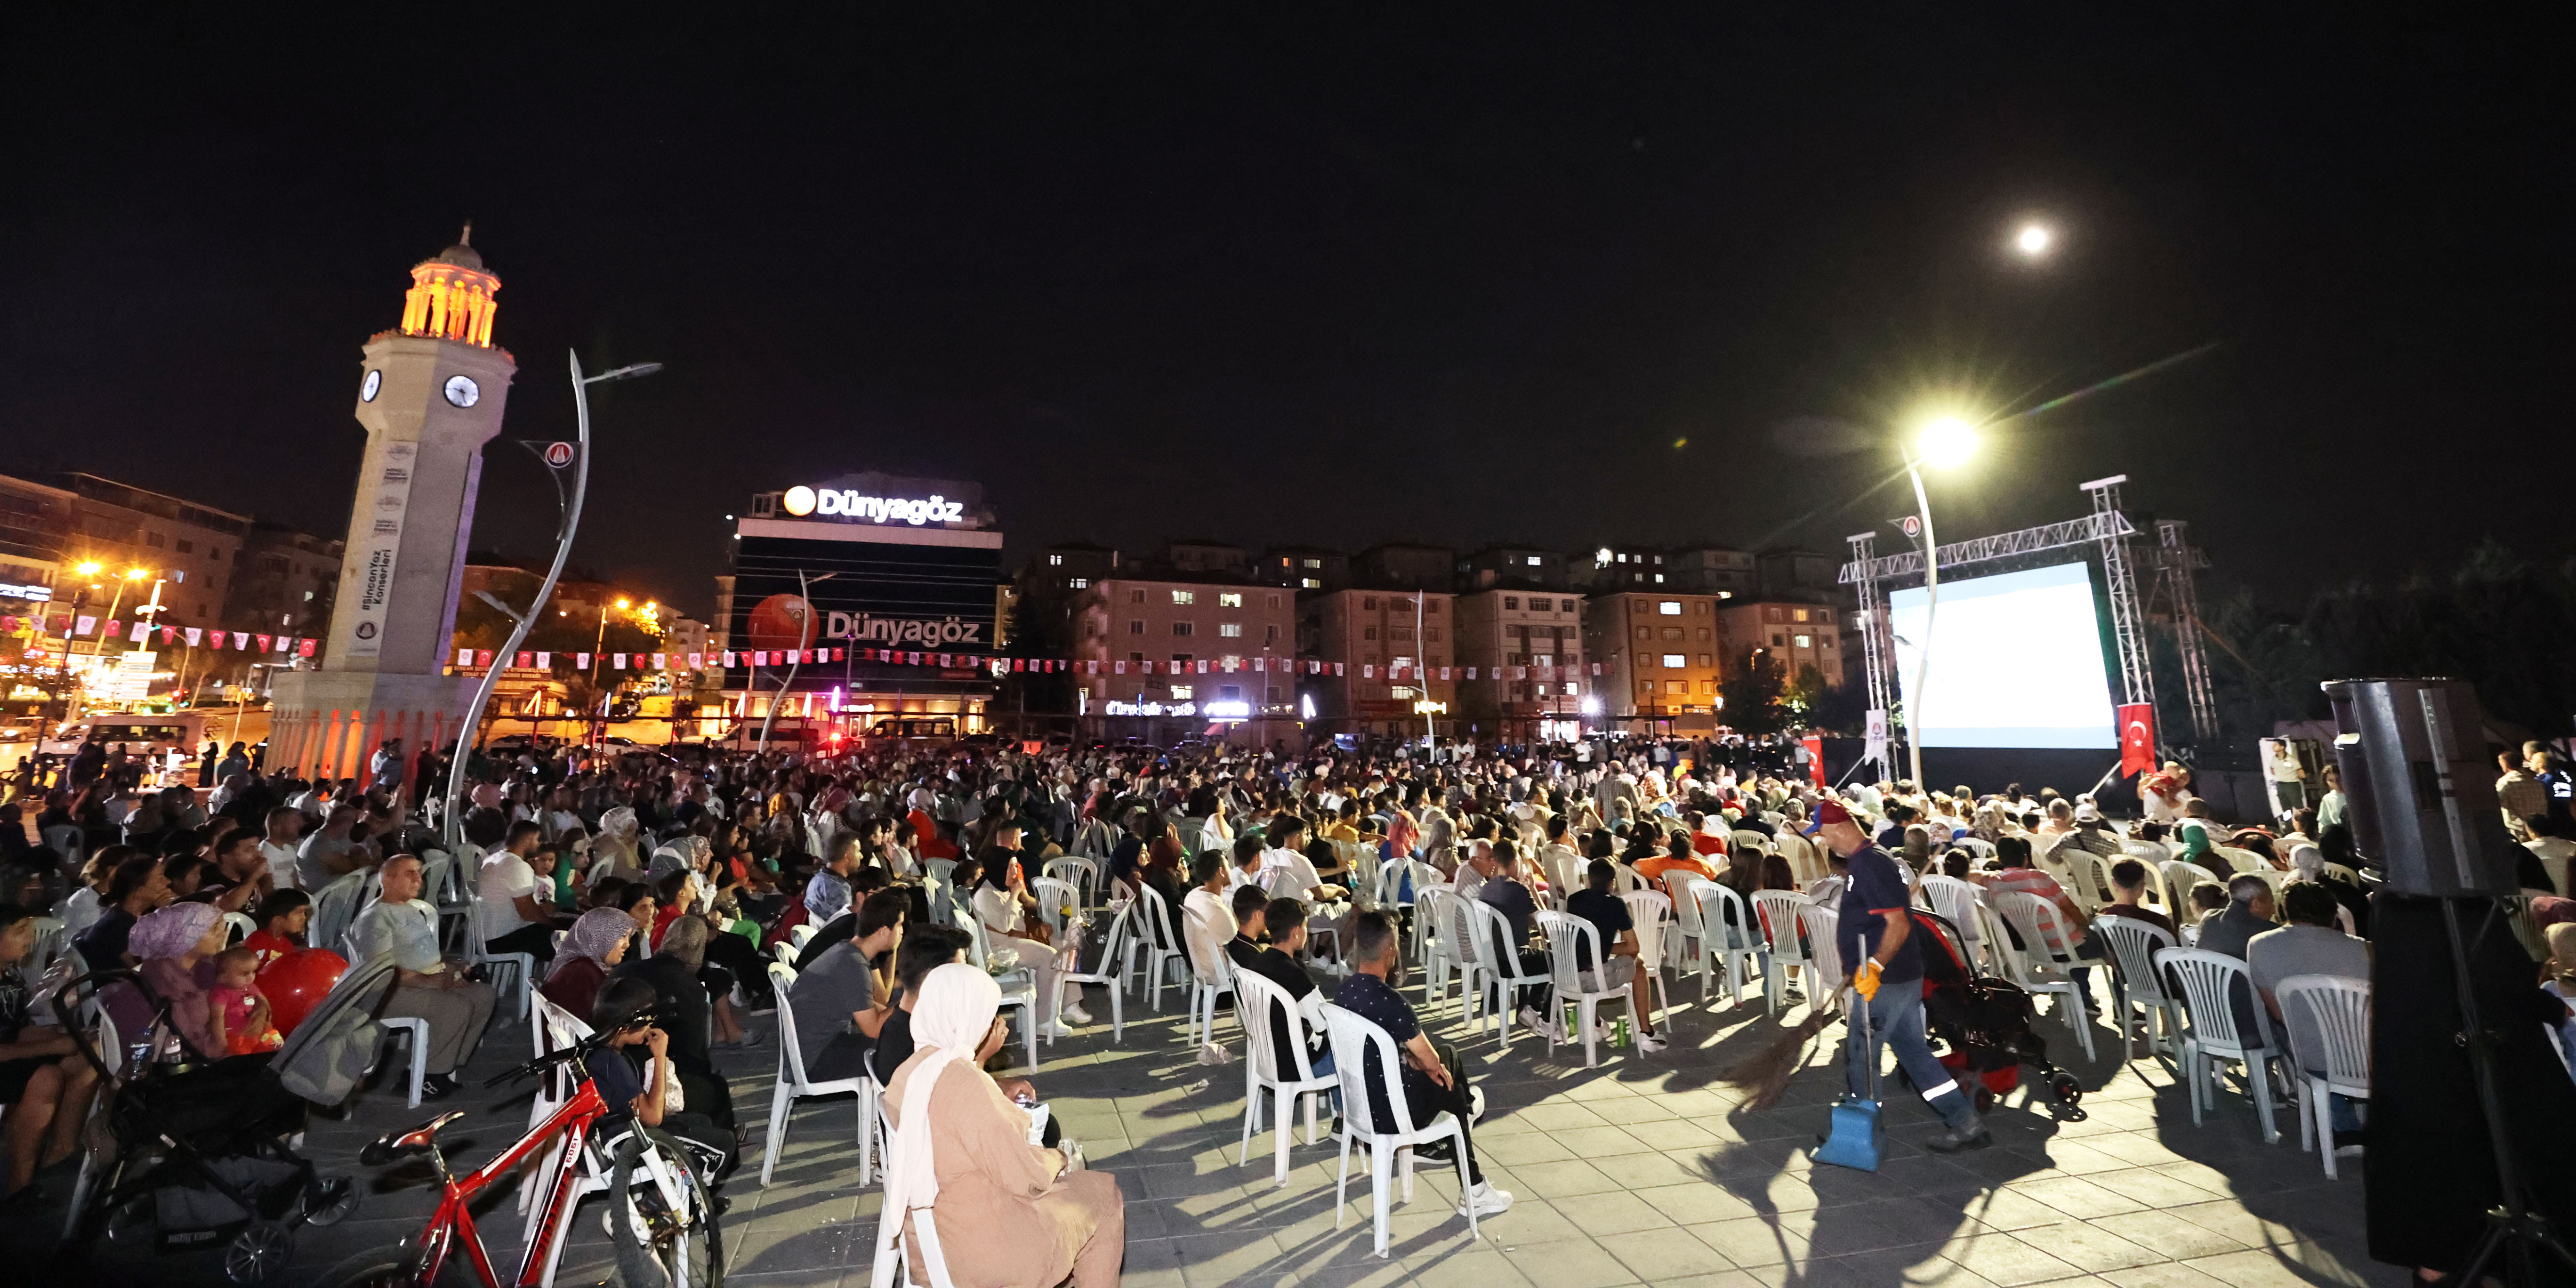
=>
[1716,600,1846,685]
[1071,575,1298,743]
[1297,588,1456,737]
[1452,587,1588,740]
[1582,590,1725,732]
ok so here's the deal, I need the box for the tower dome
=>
[397,224,501,347]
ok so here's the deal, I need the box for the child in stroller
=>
[47,951,402,1285]
[1908,910,2087,1119]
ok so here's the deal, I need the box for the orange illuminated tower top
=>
[395,223,501,347]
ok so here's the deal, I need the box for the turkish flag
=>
[2118,704,2157,777]
[1801,733,1827,787]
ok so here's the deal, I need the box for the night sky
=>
[4,8,2565,621]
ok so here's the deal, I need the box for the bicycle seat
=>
[361,1110,467,1167]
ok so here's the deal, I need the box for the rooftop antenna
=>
[459,220,473,246]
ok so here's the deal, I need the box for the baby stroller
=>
[48,954,402,1284]
[1909,910,2086,1119]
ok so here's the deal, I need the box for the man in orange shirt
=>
[1635,830,1721,899]
[1685,811,1730,860]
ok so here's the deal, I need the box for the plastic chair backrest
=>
[26,916,67,979]
[2162,860,2218,906]
[2091,915,2180,1003]
[1074,900,1135,976]
[1619,890,1671,971]
[309,870,369,957]
[1776,832,1822,884]
[1138,881,1180,952]
[1533,909,1606,993]
[1320,1002,1419,1140]
[2154,946,2276,1055]
[1668,875,1711,943]
[1030,876,1079,939]
[1731,830,1771,854]
[1796,904,1844,985]
[1230,965,1320,1084]
[1917,874,1979,928]
[1377,858,1412,910]
[1991,889,2078,966]
[1042,857,1098,907]
[1427,888,1478,969]
[766,961,813,1081]
[1700,881,1754,950]
[1750,889,1812,960]
[1469,897,1536,983]
[2273,974,2371,1089]
[1610,866,1645,896]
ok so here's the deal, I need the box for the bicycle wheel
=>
[606,1134,724,1288]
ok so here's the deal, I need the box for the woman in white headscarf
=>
[585,806,645,893]
[876,963,1123,1288]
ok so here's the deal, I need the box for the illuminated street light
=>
[76,561,101,577]
[2014,222,2053,258]
[1916,417,1979,469]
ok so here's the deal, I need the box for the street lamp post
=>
[442,353,658,850]
[1900,417,1979,794]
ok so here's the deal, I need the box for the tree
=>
[1722,649,1789,737]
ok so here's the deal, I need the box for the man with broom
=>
[1818,799,1993,1153]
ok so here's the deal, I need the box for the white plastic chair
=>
[1423,887,1477,1021]
[1230,967,1337,1187]
[1749,889,1815,1016]
[761,960,875,1186]
[1535,909,1639,1068]
[1415,882,1460,1012]
[1029,876,1080,942]
[307,870,369,961]
[1619,889,1673,1021]
[1042,856,1103,915]
[25,916,67,980]
[789,923,820,951]
[2155,947,2284,1144]
[870,1199,963,1288]
[947,908,1042,1071]
[1775,831,1824,885]
[1795,903,1844,999]
[1694,880,1763,1006]
[1468,898,1549,1050]
[1983,893,2098,1061]
[1916,874,1984,964]
[1320,1003,1480,1258]
[1127,883,1188,1010]
[2274,974,2370,1177]
[1730,829,1771,855]
[1056,901,1135,1043]
[2091,915,2184,1062]
[380,1016,432,1109]
[1667,874,1714,997]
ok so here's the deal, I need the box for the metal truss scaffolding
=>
[2150,519,2219,740]
[1839,477,2161,745]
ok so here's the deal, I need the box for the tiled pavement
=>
[13,965,2393,1288]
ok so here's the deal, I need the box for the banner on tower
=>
[342,440,419,660]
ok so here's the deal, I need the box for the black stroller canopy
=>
[271,952,401,1107]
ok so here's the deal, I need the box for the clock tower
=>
[268,230,520,781]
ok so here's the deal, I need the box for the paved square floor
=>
[15,964,2390,1288]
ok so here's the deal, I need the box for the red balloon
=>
[744,593,817,652]
[258,948,348,1037]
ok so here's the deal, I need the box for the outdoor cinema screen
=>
[1888,561,2117,749]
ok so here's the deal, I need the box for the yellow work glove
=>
[1852,958,1884,1001]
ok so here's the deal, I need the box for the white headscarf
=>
[878,963,1004,1240]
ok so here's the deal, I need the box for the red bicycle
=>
[331,1031,724,1288]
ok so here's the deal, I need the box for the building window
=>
[1219,592,1243,607]
[1563,682,1578,695]
[1773,633,1787,647]
[1300,579,1320,589]
[1794,608,1811,622]
[1638,679,1654,696]
[1503,596,1519,610]
[1662,654,1686,668]
[1654,574,1665,583]
[1219,623,1242,637]
[1388,627,1412,642]
[1698,602,1711,614]
[1658,601,1681,615]
[1667,680,1687,694]
[1697,627,1710,640]
[1220,684,1243,699]
[1526,555,1542,566]
[1069,578,1089,589]
[1633,625,1649,640]
[1702,679,1718,694]
[1264,624,1280,644]
[176,539,194,554]
[1170,685,1193,699]
[1363,627,1377,640]
[1129,651,1145,662]
[147,531,165,547]
[1171,590,1195,605]
[1423,627,1441,642]
[1048,555,1063,566]
[1425,599,1440,614]
[1795,634,1812,648]
[1302,558,1321,569]
[1698,653,1713,667]
[1363,596,1377,610]
[1173,621,1194,636]
[1130,589,1146,604]
[1661,627,1682,640]
[1127,620,1144,635]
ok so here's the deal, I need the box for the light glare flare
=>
[1916,417,1979,468]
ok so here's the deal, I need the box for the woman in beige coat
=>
[876,963,1123,1288]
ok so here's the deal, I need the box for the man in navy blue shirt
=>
[1813,800,1989,1152]
[1333,911,1512,1219]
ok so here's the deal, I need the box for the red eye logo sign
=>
[543,442,575,468]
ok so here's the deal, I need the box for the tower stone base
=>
[268,670,480,784]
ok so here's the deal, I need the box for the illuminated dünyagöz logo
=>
[780,485,966,526]
[826,611,986,647]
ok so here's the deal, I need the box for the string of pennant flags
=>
[21,615,322,657]
[448,644,1608,684]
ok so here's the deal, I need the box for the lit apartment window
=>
[1795,634,1812,648]
[1300,579,1320,588]
[1702,679,1718,694]
[1526,555,1542,566]
[1171,590,1195,605]
[1654,574,1665,583]
[1658,601,1680,615]
[1666,680,1686,694]
[1219,592,1243,607]
[1069,578,1088,589]
[1219,623,1242,637]
[1662,654,1686,668]
[1562,682,1578,695]
[1170,685,1193,699]
[1048,555,1063,565]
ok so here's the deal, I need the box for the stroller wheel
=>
[1973,1087,1996,1116]
[224,1220,296,1286]
[302,1175,360,1227]
[2048,1071,2089,1120]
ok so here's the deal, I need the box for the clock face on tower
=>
[360,370,382,402]
[443,375,481,408]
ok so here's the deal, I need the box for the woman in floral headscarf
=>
[118,901,231,1061]
[541,907,638,1019]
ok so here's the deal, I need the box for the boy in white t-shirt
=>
[477,820,566,964]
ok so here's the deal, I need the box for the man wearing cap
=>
[1813,800,1992,1152]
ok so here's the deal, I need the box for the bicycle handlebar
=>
[485,1027,619,1088]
